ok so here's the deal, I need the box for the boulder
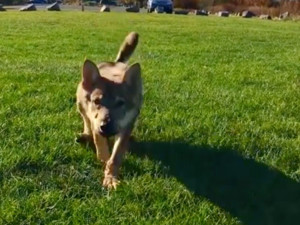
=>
[279,12,289,20]
[126,5,139,13]
[0,4,6,11]
[47,2,60,11]
[174,9,189,15]
[259,14,271,20]
[218,11,229,17]
[195,9,208,16]
[100,5,110,12]
[242,10,255,18]
[19,4,37,11]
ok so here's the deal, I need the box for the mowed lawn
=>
[0,11,299,225]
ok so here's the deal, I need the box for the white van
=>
[147,0,173,14]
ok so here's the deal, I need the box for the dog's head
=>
[80,32,142,137]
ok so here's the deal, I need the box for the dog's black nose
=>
[100,122,117,137]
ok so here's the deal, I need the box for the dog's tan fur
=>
[76,32,142,189]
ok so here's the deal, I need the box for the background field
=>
[0,12,299,225]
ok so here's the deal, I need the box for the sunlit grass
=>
[0,11,299,225]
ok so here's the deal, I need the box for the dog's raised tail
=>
[115,32,139,64]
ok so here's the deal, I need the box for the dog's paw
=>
[102,175,120,190]
[75,133,93,144]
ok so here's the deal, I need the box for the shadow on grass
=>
[130,140,300,225]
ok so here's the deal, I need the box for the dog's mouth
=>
[99,130,118,137]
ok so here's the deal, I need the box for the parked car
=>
[99,0,117,6]
[147,0,173,14]
[27,0,47,4]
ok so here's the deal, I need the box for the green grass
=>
[0,11,299,225]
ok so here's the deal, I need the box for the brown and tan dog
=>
[76,32,142,189]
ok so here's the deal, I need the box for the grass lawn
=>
[0,11,299,225]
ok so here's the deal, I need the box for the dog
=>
[76,32,142,189]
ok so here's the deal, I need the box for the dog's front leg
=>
[93,132,110,162]
[103,131,131,189]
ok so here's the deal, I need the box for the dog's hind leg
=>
[76,104,93,144]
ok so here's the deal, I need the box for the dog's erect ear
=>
[82,59,101,92]
[115,32,139,63]
[124,63,142,94]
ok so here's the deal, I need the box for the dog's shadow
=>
[129,140,300,225]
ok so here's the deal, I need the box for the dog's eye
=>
[93,98,101,105]
[115,99,125,107]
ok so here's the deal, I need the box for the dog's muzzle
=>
[99,121,117,137]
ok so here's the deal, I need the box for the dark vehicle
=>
[99,0,117,6]
[27,0,47,3]
[147,0,173,14]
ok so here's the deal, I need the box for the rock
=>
[126,5,140,13]
[195,9,208,16]
[279,12,289,20]
[0,4,6,11]
[237,11,243,16]
[100,5,110,12]
[242,10,255,18]
[218,11,229,17]
[259,14,271,20]
[19,4,37,11]
[174,9,189,15]
[155,6,164,13]
[47,2,60,11]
